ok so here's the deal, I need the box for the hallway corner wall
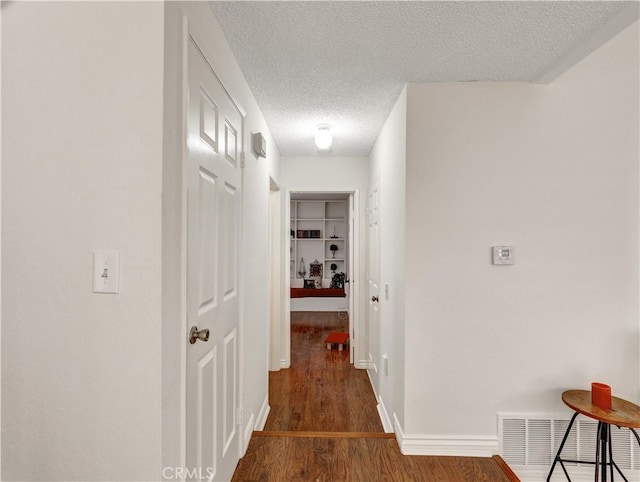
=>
[368,86,408,434]
[403,20,639,446]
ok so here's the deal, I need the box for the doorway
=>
[290,193,351,338]
[264,188,379,434]
[278,191,360,367]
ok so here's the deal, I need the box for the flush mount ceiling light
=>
[314,124,332,151]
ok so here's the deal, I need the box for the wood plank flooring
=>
[232,312,519,481]
[265,312,383,433]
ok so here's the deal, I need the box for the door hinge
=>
[240,152,246,169]
[236,407,244,426]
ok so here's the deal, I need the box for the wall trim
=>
[377,396,393,433]
[354,359,369,369]
[241,412,255,456]
[393,415,499,457]
[399,434,499,457]
[255,395,270,431]
[393,413,405,448]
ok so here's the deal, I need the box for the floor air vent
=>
[499,413,639,470]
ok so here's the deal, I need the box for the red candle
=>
[591,382,612,410]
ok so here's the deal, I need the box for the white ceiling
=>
[210,1,639,158]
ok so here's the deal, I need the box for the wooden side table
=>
[547,390,640,482]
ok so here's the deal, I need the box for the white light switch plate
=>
[93,251,120,293]
[492,246,514,265]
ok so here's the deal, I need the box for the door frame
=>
[268,179,284,371]
[272,189,362,369]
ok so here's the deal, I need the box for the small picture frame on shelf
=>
[309,259,323,278]
[303,279,316,289]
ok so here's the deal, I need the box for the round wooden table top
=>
[562,390,640,428]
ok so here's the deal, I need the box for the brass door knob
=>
[189,326,210,344]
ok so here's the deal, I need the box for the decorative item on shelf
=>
[330,244,339,258]
[309,259,322,278]
[298,258,306,278]
[330,263,338,274]
[310,229,321,238]
[331,272,346,289]
[330,225,338,239]
[291,229,295,239]
[303,279,315,289]
[314,277,322,289]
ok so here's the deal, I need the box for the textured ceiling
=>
[210,1,638,157]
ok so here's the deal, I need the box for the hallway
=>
[231,312,518,481]
[265,312,381,433]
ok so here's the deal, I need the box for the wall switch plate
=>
[93,251,120,293]
[492,246,514,265]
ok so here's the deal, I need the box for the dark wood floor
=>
[232,311,518,481]
[264,311,383,433]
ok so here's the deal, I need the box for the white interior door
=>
[186,35,243,482]
[367,180,381,393]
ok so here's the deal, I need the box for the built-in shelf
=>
[290,199,348,285]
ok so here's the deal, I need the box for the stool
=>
[325,332,349,351]
[547,390,640,482]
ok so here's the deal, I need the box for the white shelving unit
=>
[290,199,348,289]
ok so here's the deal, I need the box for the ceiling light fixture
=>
[314,124,332,151]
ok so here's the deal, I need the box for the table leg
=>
[607,427,614,482]
[547,411,579,482]
[595,422,601,482]
[598,423,609,482]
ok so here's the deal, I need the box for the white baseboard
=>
[392,413,499,457]
[242,412,255,456]
[377,396,393,433]
[255,395,270,431]
[354,358,369,369]
[240,395,270,457]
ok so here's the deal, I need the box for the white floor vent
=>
[499,413,639,471]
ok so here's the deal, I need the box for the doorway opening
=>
[264,190,380,434]
[289,192,355,363]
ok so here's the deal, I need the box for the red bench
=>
[290,288,345,298]
[325,332,349,351]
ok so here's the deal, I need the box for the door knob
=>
[371,296,379,302]
[189,326,210,344]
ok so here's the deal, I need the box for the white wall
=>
[2,3,164,480]
[280,157,369,367]
[162,1,279,471]
[368,88,408,432]
[404,20,639,444]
